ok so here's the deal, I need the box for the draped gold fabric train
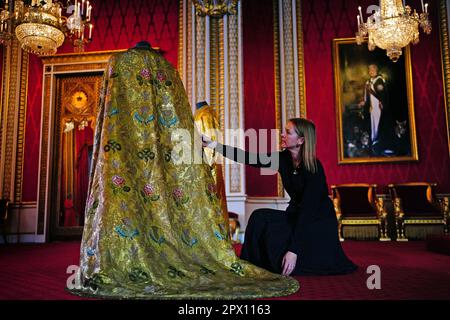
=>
[69,47,299,299]
[194,102,230,238]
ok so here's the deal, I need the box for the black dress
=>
[215,143,358,276]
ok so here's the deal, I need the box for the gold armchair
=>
[331,184,390,241]
[388,183,449,241]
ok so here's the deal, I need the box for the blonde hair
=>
[288,118,317,174]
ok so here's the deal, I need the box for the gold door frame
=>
[38,50,122,240]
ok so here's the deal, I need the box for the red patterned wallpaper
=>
[302,0,450,194]
[19,0,450,201]
[0,48,2,108]
[58,0,179,66]
[22,0,179,201]
[22,55,43,202]
[243,0,278,196]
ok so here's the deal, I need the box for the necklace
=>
[292,160,300,175]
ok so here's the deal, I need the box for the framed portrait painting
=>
[332,38,418,164]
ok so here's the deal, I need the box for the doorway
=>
[49,73,102,240]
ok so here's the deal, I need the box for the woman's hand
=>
[281,251,297,276]
[201,134,216,148]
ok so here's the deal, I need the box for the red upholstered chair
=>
[331,184,390,241]
[388,183,449,241]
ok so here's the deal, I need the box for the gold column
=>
[0,39,29,204]
[209,17,225,133]
[274,0,307,196]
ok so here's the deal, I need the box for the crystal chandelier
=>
[192,0,238,18]
[356,0,431,62]
[0,0,93,56]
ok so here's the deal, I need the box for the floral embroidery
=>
[181,229,198,247]
[139,68,151,80]
[158,109,178,128]
[156,71,166,82]
[111,175,131,194]
[214,229,226,241]
[86,247,96,257]
[109,65,118,78]
[107,107,120,117]
[87,199,99,216]
[112,175,125,187]
[155,70,172,87]
[206,183,218,202]
[133,112,154,125]
[173,188,189,206]
[148,226,165,245]
[114,224,139,239]
[141,183,160,202]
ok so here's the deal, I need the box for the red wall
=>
[22,0,180,201]
[243,0,278,196]
[19,0,450,201]
[22,55,43,202]
[242,0,449,196]
[302,0,450,194]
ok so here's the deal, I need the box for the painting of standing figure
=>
[332,38,418,164]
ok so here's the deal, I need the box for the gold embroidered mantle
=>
[69,48,298,299]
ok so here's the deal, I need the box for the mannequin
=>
[134,40,152,50]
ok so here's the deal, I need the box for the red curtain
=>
[75,125,94,226]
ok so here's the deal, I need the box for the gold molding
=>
[15,50,29,203]
[333,37,418,164]
[0,47,9,197]
[209,15,226,153]
[219,18,225,134]
[341,220,380,225]
[37,74,51,235]
[0,47,5,149]
[38,53,109,236]
[1,39,20,200]
[52,63,106,73]
[296,0,307,118]
[41,50,125,65]
[187,0,193,103]
[178,0,184,76]
[227,10,242,194]
[439,0,450,158]
[404,219,445,224]
[274,0,284,197]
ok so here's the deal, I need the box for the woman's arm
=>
[202,135,277,169]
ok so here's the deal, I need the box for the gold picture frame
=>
[333,38,418,164]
